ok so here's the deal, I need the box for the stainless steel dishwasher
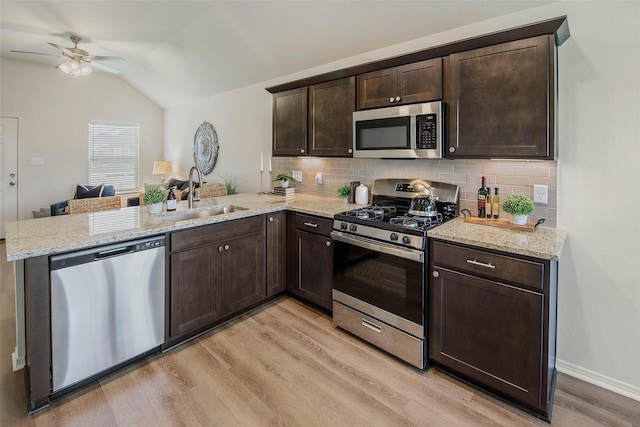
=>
[50,235,165,392]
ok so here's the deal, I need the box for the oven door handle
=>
[331,231,424,263]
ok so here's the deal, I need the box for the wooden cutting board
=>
[463,216,544,232]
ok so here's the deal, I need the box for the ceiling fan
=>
[10,35,125,77]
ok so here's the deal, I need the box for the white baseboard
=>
[556,359,640,402]
[12,346,25,371]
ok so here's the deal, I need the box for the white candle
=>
[269,157,272,173]
[260,152,264,172]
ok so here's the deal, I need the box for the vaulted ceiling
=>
[0,1,555,108]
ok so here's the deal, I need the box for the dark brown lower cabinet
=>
[429,239,557,421]
[266,212,287,296]
[169,216,266,342]
[286,212,333,311]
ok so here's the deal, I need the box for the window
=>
[88,122,139,191]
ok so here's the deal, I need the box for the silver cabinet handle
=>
[224,244,230,251]
[389,97,395,102]
[449,147,456,153]
[218,246,224,252]
[325,241,331,247]
[432,271,439,278]
[466,259,496,269]
[348,148,352,154]
[303,222,318,228]
[395,96,401,102]
[300,149,305,154]
[361,319,382,334]
[269,216,274,222]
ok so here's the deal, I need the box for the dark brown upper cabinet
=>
[307,77,355,157]
[356,58,443,110]
[272,87,307,156]
[447,35,555,159]
[272,77,355,157]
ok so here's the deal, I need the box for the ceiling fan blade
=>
[10,50,63,58]
[87,61,121,74]
[48,42,74,56]
[84,55,125,62]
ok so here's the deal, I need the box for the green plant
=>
[502,193,535,215]
[337,184,351,198]
[274,171,296,182]
[218,174,239,195]
[142,187,167,205]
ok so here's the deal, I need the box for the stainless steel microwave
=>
[353,101,444,159]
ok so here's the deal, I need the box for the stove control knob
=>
[402,236,411,245]
[390,233,398,241]
[340,222,348,230]
[349,224,357,232]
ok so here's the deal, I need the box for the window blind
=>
[88,123,139,191]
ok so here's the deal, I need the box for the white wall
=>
[0,59,164,219]
[168,1,640,400]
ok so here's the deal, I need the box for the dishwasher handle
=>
[94,246,134,260]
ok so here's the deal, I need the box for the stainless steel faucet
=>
[188,166,203,208]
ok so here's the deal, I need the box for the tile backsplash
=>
[271,157,557,227]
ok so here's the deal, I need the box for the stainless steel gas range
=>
[331,178,459,369]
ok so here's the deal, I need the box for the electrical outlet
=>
[533,184,548,204]
[31,157,44,166]
[315,172,323,185]
[292,170,303,183]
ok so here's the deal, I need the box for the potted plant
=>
[337,184,351,202]
[502,193,535,225]
[274,171,297,188]
[143,187,167,214]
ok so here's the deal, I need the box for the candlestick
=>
[269,157,272,173]
[258,171,265,194]
[260,152,264,172]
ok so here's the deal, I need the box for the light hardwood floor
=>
[1,243,638,426]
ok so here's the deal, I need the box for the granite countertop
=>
[4,193,354,261]
[427,216,567,260]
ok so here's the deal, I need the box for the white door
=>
[0,116,19,238]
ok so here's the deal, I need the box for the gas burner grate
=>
[389,213,444,231]
[345,205,396,221]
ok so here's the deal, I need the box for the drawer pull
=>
[303,222,318,228]
[361,319,382,334]
[467,259,496,269]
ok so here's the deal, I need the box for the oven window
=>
[356,116,410,150]
[333,240,423,324]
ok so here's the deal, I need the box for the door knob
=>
[9,182,16,186]
[10,173,16,178]
[432,271,439,278]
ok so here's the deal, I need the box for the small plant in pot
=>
[502,193,535,225]
[143,187,167,214]
[274,171,297,188]
[337,184,351,202]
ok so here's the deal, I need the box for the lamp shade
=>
[152,160,172,175]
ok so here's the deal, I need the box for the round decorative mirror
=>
[193,121,219,175]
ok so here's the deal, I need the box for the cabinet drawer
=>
[171,216,263,252]
[295,213,332,236]
[431,241,544,290]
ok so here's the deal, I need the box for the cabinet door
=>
[273,87,307,156]
[170,245,220,338]
[357,67,398,110]
[296,229,333,311]
[396,58,443,105]
[430,267,544,409]
[266,212,286,296]
[219,232,266,317]
[308,77,355,157]
[357,58,443,110]
[448,35,553,159]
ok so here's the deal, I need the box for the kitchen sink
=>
[159,205,247,222]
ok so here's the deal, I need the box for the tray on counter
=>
[463,216,544,232]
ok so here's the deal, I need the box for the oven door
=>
[331,231,425,334]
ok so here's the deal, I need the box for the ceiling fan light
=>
[58,59,91,77]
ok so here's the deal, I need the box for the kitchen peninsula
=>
[5,192,566,419]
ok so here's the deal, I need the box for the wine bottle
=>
[485,187,493,219]
[477,176,489,217]
[492,187,500,220]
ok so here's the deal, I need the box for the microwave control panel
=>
[416,114,438,149]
